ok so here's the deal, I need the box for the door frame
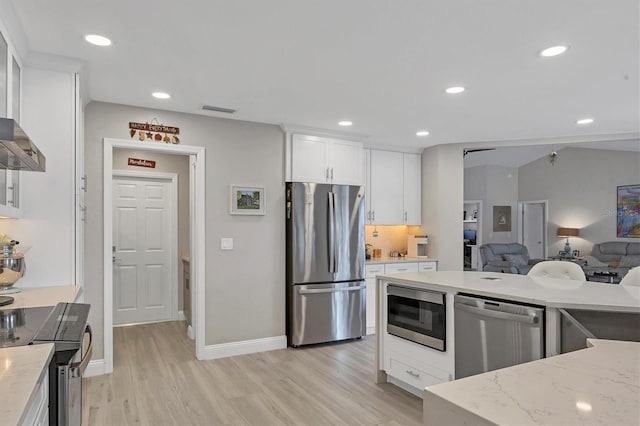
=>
[112,170,179,324]
[103,138,206,374]
[463,199,483,270]
[517,200,549,259]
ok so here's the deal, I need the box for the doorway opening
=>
[463,200,482,270]
[518,200,548,260]
[103,138,206,374]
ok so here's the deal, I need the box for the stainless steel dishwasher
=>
[454,294,545,379]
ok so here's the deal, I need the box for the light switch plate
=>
[221,237,233,250]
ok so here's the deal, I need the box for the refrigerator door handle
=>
[328,191,336,273]
[299,285,366,294]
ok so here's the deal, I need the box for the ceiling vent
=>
[202,104,237,114]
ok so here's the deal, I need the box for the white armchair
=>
[620,266,640,286]
[527,260,586,281]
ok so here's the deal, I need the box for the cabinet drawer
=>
[419,261,437,272]
[387,353,448,390]
[365,264,385,278]
[385,263,418,274]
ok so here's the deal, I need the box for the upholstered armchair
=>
[479,243,543,274]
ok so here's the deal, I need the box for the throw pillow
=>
[503,254,527,266]
[619,255,640,268]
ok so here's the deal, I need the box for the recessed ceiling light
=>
[338,121,353,127]
[576,118,594,125]
[446,86,465,94]
[84,34,112,47]
[540,45,568,57]
[152,92,171,99]
[416,130,430,137]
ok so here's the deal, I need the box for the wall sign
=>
[128,158,156,168]
[128,120,180,144]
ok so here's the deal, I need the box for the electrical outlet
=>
[221,237,233,250]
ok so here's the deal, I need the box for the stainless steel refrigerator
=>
[286,182,366,347]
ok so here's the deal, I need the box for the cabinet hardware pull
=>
[326,168,329,180]
[406,370,420,378]
[81,206,87,223]
[372,211,375,221]
[81,175,87,191]
[7,185,14,205]
[330,168,334,179]
[397,268,408,271]
[404,211,407,222]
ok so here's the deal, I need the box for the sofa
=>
[587,241,640,278]
[479,243,543,274]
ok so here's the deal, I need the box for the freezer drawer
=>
[289,281,365,346]
[454,294,544,379]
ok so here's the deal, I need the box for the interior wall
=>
[84,101,285,360]
[519,147,640,256]
[112,149,190,311]
[464,165,518,244]
[422,144,463,270]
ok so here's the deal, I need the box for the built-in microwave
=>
[387,284,446,351]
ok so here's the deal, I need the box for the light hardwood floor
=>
[83,321,422,426]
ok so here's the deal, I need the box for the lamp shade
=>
[557,227,579,237]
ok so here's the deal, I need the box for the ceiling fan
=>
[463,148,496,157]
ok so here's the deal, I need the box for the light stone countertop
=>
[0,344,54,425]
[423,339,640,425]
[377,270,640,312]
[366,256,437,264]
[7,285,81,309]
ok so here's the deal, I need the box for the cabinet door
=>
[0,32,7,116]
[291,135,328,183]
[370,150,403,224]
[403,153,421,225]
[363,149,372,223]
[327,140,362,185]
[365,277,376,334]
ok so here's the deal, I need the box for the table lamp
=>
[557,227,579,258]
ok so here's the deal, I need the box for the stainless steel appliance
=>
[0,302,91,425]
[559,308,640,354]
[0,117,46,172]
[286,182,366,347]
[454,294,544,379]
[386,284,446,350]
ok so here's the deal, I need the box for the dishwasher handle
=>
[455,302,540,324]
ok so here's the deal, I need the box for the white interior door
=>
[522,202,545,259]
[113,175,175,325]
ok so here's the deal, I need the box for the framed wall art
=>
[229,185,265,215]
[617,184,640,237]
[493,205,511,232]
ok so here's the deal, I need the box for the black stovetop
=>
[0,305,55,348]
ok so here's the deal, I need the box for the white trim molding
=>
[200,336,287,360]
[84,359,106,378]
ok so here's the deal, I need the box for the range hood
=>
[0,118,46,172]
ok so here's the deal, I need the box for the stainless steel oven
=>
[387,284,446,351]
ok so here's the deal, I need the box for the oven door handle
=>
[71,324,93,376]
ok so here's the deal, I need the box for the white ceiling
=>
[6,0,640,150]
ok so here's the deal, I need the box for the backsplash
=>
[365,225,423,257]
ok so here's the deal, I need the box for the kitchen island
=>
[8,285,82,308]
[374,271,640,425]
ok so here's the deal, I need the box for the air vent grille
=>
[202,105,237,114]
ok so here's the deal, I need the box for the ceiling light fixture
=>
[540,45,568,57]
[416,130,430,136]
[338,121,353,127]
[446,86,465,94]
[84,34,112,47]
[576,118,594,125]
[152,92,171,99]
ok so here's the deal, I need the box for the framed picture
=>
[229,185,265,215]
[493,205,511,232]
[617,184,640,238]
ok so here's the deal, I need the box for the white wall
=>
[519,147,640,256]
[84,102,285,359]
[112,149,190,310]
[422,144,463,271]
[464,165,519,244]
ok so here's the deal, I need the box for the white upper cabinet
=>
[403,153,421,225]
[288,134,362,185]
[364,149,422,225]
[370,150,403,224]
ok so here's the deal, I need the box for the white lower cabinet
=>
[20,366,49,426]
[419,261,437,272]
[387,351,450,390]
[384,262,419,274]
